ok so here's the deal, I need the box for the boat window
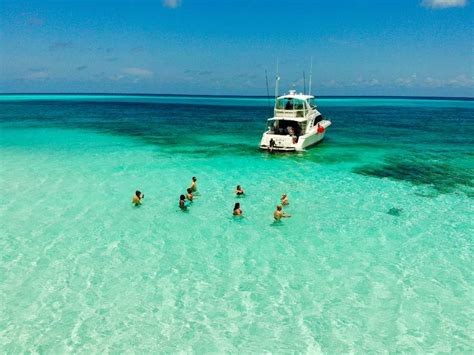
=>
[308,98,317,108]
[276,98,305,110]
[267,120,276,133]
[314,115,323,126]
[276,98,289,110]
[294,100,304,110]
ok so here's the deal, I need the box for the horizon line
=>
[0,92,472,101]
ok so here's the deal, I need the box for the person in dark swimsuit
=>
[233,203,242,216]
[235,185,245,196]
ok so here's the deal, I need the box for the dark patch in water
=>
[304,151,360,164]
[387,207,403,216]
[353,155,474,195]
[159,143,260,158]
[3,100,474,171]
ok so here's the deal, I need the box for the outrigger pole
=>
[275,59,280,99]
[265,69,272,116]
[309,57,313,96]
[303,71,306,94]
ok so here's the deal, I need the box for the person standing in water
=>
[132,190,144,206]
[235,185,245,196]
[281,194,289,206]
[179,194,190,210]
[233,202,242,216]
[190,176,197,193]
[274,205,291,220]
[186,188,194,202]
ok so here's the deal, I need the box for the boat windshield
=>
[275,98,306,110]
[308,98,317,109]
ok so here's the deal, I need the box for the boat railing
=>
[274,109,306,118]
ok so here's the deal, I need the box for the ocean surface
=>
[0,94,473,352]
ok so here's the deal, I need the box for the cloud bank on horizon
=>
[421,0,468,8]
[0,0,472,97]
[162,0,181,9]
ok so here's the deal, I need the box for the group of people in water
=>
[132,176,292,221]
[179,176,197,209]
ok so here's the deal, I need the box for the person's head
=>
[237,185,241,189]
[135,190,142,198]
[277,205,282,211]
[282,194,287,199]
[180,194,185,200]
[187,188,192,193]
[192,176,197,182]
[234,203,240,210]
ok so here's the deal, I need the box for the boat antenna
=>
[275,59,280,98]
[309,57,313,96]
[303,71,306,94]
[265,69,271,116]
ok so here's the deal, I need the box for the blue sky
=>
[0,0,472,96]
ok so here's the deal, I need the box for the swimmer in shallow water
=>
[186,188,194,202]
[179,194,190,209]
[235,185,245,196]
[132,190,144,206]
[190,176,197,192]
[274,205,291,220]
[233,202,242,216]
[281,194,289,206]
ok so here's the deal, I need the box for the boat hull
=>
[260,120,331,152]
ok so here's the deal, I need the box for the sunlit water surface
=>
[0,95,473,352]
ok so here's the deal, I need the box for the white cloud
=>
[425,77,442,87]
[109,74,125,81]
[367,78,380,86]
[421,0,468,9]
[425,74,474,87]
[24,70,49,80]
[121,67,153,77]
[395,74,417,87]
[448,74,474,87]
[351,77,381,87]
[323,79,341,88]
[162,0,181,9]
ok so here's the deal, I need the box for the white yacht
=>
[259,90,331,152]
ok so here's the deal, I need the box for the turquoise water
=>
[0,95,473,352]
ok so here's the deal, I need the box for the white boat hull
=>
[260,120,331,152]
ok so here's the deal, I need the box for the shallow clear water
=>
[0,95,473,352]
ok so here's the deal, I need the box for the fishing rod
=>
[265,69,271,116]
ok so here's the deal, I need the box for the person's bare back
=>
[132,190,144,206]
[190,176,197,192]
[274,205,290,220]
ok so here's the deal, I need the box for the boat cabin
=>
[274,91,317,117]
[267,92,322,136]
